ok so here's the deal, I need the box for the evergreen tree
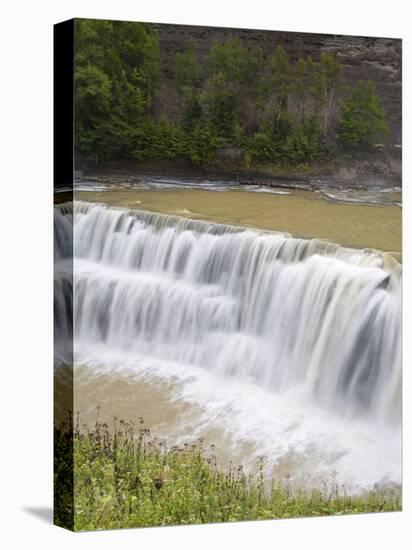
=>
[284,115,321,163]
[188,121,220,165]
[74,19,160,160]
[338,81,389,150]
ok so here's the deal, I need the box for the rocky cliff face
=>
[151,22,401,150]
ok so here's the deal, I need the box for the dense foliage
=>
[75,20,160,161]
[338,81,390,149]
[53,418,401,530]
[74,19,390,167]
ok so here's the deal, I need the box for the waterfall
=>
[54,201,401,424]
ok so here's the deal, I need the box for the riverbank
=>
[54,419,401,531]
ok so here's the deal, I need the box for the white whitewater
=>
[54,200,402,488]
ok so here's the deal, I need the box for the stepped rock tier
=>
[55,201,401,425]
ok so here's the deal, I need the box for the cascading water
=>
[54,200,402,488]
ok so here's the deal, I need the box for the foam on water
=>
[54,200,402,490]
[73,343,401,491]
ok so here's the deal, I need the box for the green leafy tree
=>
[207,38,263,133]
[202,72,238,140]
[270,111,294,160]
[208,38,262,85]
[174,44,202,130]
[268,46,293,120]
[174,42,200,89]
[179,86,202,130]
[338,80,389,150]
[313,53,342,137]
[292,57,318,118]
[74,19,160,160]
[75,65,112,156]
[110,20,160,107]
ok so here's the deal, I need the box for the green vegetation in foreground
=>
[75,19,389,169]
[54,416,401,531]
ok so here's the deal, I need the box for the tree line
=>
[75,19,390,167]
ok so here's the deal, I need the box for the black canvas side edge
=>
[53,18,75,532]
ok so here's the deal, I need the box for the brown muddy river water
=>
[61,184,401,491]
[75,187,401,257]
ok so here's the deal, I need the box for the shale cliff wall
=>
[152,23,401,149]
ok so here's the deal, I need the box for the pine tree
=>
[338,80,389,150]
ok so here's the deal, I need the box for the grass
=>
[54,414,401,531]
